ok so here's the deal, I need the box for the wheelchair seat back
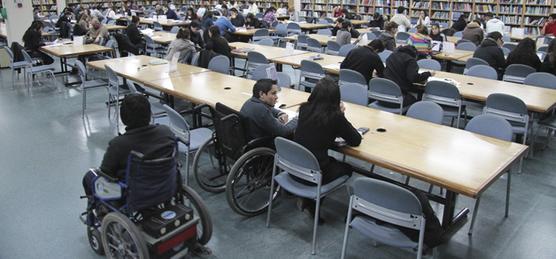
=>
[214,102,250,161]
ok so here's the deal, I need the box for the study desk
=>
[40,43,114,74]
[271,52,345,74]
[284,34,358,46]
[229,42,307,60]
[432,49,474,62]
[148,31,177,44]
[283,21,331,31]
[233,28,276,36]
[105,24,127,31]
[87,55,209,84]
[138,17,189,27]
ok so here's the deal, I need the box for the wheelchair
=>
[81,146,212,258]
[191,102,279,216]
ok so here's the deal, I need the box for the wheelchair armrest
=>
[192,103,211,113]
[93,168,119,182]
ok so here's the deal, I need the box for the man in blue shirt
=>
[214,15,236,40]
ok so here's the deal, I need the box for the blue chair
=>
[306,37,323,53]
[250,63,276,81]
[483,93,529,146]
[267,137,349,255]
[160,104,213,185]
[338,44,356,57]
[466,65,498,80]
[277,72,292,88]
[153,21,163,31]
[252,28,270,42]
[325,40,341,55]
[2,46,28,89]
[244,51,269,78]
[170,26,180,33]
[339,69,368,105]
[299,60,325,91]
[395,31,410,43]
[423,80,467,128]
[464,57,489,74]
[287,22,302,35]
[406,101,444,124]
[208,55,231,74]
[503,42,517,52]
[296,34,309,49]
[538,45,548,52]
[464,114,513,235]
[365,32,377,40]
[145,35,165,57]
[340,178,426,259]
[456,41,477,51]
[454,31,463,38]
[256,38,274,46]
[368,78,408,114]
[274,23,288,45]
[339,69,366,86]
[417,59,441,71]
[379,49,392,63]
[317,28,332,36]
[105,65,132,133]
[75,60,108,117]
[523,72,556,89]
[20,49,56,90]
[503,64,536,83]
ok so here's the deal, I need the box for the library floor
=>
[1,64,556,259]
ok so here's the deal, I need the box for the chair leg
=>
[468,197,481,236]
[340,202,353,259]
[11,68,15,89]
[266,167,277,227]
[184,147,191,186]
[505,171,511,218]
[82,88,87,117]
[311,197,321,255]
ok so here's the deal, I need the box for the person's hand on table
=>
[278,113,288,124]
[340,101,346,113]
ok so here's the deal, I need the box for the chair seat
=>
[274,172,348,199]
[351,215,418,249]
[83,79,108,89]
[28,65,55,73]
[368,101,409,114]
[11,61,27,69]
[539,116,556,129]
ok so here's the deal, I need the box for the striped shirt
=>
[407,33,432,55]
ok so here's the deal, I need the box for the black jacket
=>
[540,55,556,75]
[166,9,178,20]
[240,97,297,140]
[378,32,396,51]
[22,29,43,51]
[341,46,384,83]
[100,125,176,179]
[126,23,143,45]
[369,17,384,29]
[206,36,231,58]
[452,18,467,32]
[473,38,505,76]
[231,14,245,27]
[190,31,205,48]
[383,46,432,94]
[506,50,541,71]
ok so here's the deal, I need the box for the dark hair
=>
[368,39,385,53]
[252,79,276,98]
[209,25,220,38]
[120,94,152,128]
[397,6,405,14]
[417,25,428,35]
[230,8,238,13]
[176,28,191,39]
[431,23,440,33]
[336,17,344,24]
[299,77,342,127]
[190,20,201,29]
[550,14,556,20]
[341,20,351,29]
[487,31,503,41]
[548,38,556,66]
[508,38,537,66]
[397,45,418,58]
[131,15,140,23]
[384,21,398,33]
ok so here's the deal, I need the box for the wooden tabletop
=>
[431,71,556,113]
[283,21,331,30]
[105,24,127,31]
[284,34,358,46]
[229,42,307,59]
[432,49,474,62]
[87,55,209,83]
[350,20,369,26]
[139,17,189,27]
[149,31,176,44]
[233,28,276,36]
[320,102,527,197]
[141,71,310,111]
[40,44,113,58]
[271,52,344,74]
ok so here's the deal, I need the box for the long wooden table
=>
[272,52,344,74]
[229,42,307,60]
[148,31,176,44]
[40,43,114,75]
[233,28,276,36]
[284,34,358,46]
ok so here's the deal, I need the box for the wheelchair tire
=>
[101,212,150,259]
[192,137,228,193]
[179,185,213,245]
[226,147,279,217]
[87,227,105,256]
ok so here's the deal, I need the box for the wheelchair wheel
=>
[192,137,229,193]
[101,212,150,259]
[226,147,279,217]
[178,185,213,245]
[87,227,105,256]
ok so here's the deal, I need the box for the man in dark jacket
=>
[240,79,297,140]
[189,21,205,48]
[230,8,245,27]
[126,16,144,50]
[341,39,385,82]
[473,31,505,79]
[383,45,432,106]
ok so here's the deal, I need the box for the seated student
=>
[214,15,236,40]
[331,17,344,36]
[383,45,433,107]
[336,21,353,46]
[277,4,288,16]
[201,11,214,30]
[293,77,361,220]
[206,25,232,58]
[341,39,385,82]
[165,4,178,19]
[230,8,245,27]
[484,12,505,35]
[506,38,541,71]
[541,39,556,75]
[462,20,484,46]
[86,18,109,44]
[240,79,297,140]
[245,13,265,28]
[379,21,398,51]
[451,13,467,32]
[126,16,144,50]
[106,6,118,20]
[407,25,432,59]
[473,31,505,79]
[429,23,445,42]
[82,94,176,198]
[22,21,54,65]
[189,21,205,48]
[541,14,556,36]
[74,13,90,36]
[369,12,384,30]
[185,7,199,21]
[56,10,73,38]
[263,7,277,26]
[165,28,196,61]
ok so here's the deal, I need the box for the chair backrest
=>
[503,42,517,51]
[326,40,341,55]
[297,34,308,46]
[299,60,325,90]
[465,114,513,141]
[256,38,274,46]
[306,37,322,52]
[339,69,367,86]
[340,82,368,105]
[523,72,556,89]
[277,72,292,88]
[105,39,120,58]
[368,78,403,103]
[456,41,477,51]
[378,49,392,62]
[153,21,163,31]
[465,57,489,70]
[317,28,332,36]
[453,31,463,38]
[417,59,441,71]
[274,137,321,184]
[538,45,548,52]
[466,65,498,80]
[339,44,356,57]
[253,28,270,42]
[161,104,191,144]
[75,60,87,83]
[275,23,288,36]
[423,80,462,107]
[406,101,444,124]
[365,32,377,40]
[125,146,178,212]
[208,55,230,74]
[395,31,410,42]
[484,93,528,121]
[250,63,276,80]
[247,51,269,66]
[104,65,120,95]
[503,64,536,81]
[349,177,423,230]
[213,102,249,160]
[287,22,302,34]
[20,49,34,65]
[170,26,180,33]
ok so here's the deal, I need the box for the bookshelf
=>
[34,0,59,16]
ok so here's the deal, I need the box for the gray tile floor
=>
[0,61,556,259]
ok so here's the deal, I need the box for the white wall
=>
[3,0,33,45]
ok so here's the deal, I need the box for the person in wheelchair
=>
[240,79,298,140]
[82,94,176,209]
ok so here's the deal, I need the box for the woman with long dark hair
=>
[22,21,54,65]
[206,25,231,58]
[293,77,361,220]
[185,7,198,21]
[540,39,556,75]
[506,38,541,71]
